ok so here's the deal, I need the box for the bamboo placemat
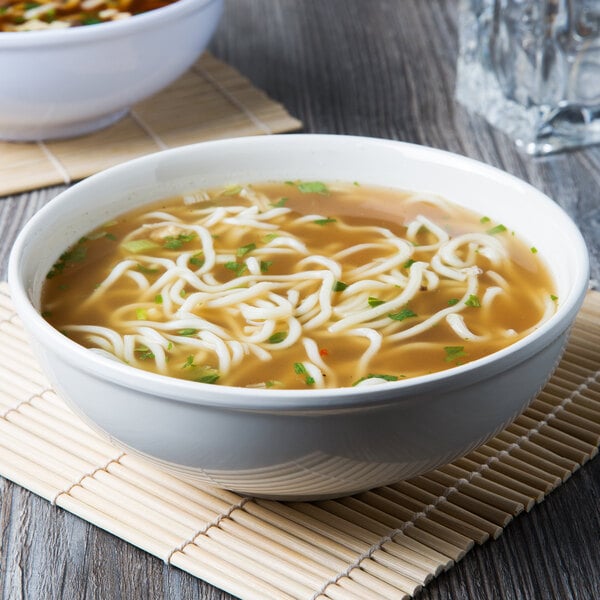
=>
[1,280,599,600]
[0,53,302,198]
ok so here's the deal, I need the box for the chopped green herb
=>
[444,346,466,362]
[137,263,159,275]
[154,294,163,304]
[333,281,349,292]
[313,218,337,226]
[447,298,459,306]
[121,239,160,254]
[530,247,538,254]
[46,242,88,278]
[225,261,248,277]
[271,197,288,208]
[304,376,315,385]
[260,260,273,273]
[263,233,279,242]
[195,367,220,384]
[81,15,102,24]
[486,224,507,235]
[297,181,329,194]
[41,311,52,318]
[480,216,491,224]
[182,355,195,369]
[177,328,198,336]
[167,342,174,351]
[353,373,399,386]
[368,297,385,308]
[388,308,417,321]
[353,181,360,186]
[135,308,147,320]
[104,232,117,241]
[550,294,558,302]
[135,346,154,360]
[294,362,307,375]
[179,289,187,298]
[237,243,257,257]
[189,253,204,267]
[268,332,288,344]
[403,259,416,269]
[163,232,196,250]
[465,294,481,308]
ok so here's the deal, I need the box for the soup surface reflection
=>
[41,182,557,389]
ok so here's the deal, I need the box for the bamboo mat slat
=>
[0,53,302,198]
[0,280,599,600]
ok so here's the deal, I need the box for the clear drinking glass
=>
[456,0,600,155]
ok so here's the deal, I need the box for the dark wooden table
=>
[1,1,599,598]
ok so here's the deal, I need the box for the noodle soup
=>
[41,181,557,390]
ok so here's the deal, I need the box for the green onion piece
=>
[447,298,459,306]
[294,362,307,375]
[263,233,279,242]
[333,281,348,292]
[305,376,315,385]
[222,185,243,196]
[444,346,466,362]
[313,218,337,226]
[551,294,558,301]
[260,260,272,273]
[268,332,288,344]
[154,295,163,304]
[465,294,481,307]
[135,308,147,320]
[530,247,538,254]
[403,259,415,269]
[480,216,491,224]
[388,308,417,321]
[196,374,220,384]
[182,355,195,368]
[297,181,329,194]
[122,239,160,254]
[137,263,159,274]
[177,328,197,336]
[486,224,507,235]
[237,243,257,257]
[135,346,154,360]
[368,297,385,307]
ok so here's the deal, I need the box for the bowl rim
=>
[8,134,591,412]
[0,0,222,45]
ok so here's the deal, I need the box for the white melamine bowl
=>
[8,135,590,499]
[0,0,223,141]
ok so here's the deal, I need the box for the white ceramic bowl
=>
[8,135,590,500]
[0,0,223,141]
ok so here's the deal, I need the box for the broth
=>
[41,181,557,389]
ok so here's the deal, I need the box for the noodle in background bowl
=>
[8,135,590,500]
[0,0,223,141]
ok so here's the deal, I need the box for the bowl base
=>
[0,108,129,142]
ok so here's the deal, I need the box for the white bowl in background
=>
[8,135,590,499]
[0,0,223,141]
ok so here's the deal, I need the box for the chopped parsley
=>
[135,346,154,360]
[163,232,196,250]
[260,260,273,273]
[444,346,466,362]
[297,181,329,194]
[237,243,257,257]
[182,355,195,369]
[189,253,204,267]
[447,298,460,306]
[46,243,87,278]
[225,261,248,277]
[388,308,417,321]
[196,372,220,384]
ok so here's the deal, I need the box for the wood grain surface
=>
[1,1,600,599]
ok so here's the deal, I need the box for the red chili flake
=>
[319,348,329,356]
